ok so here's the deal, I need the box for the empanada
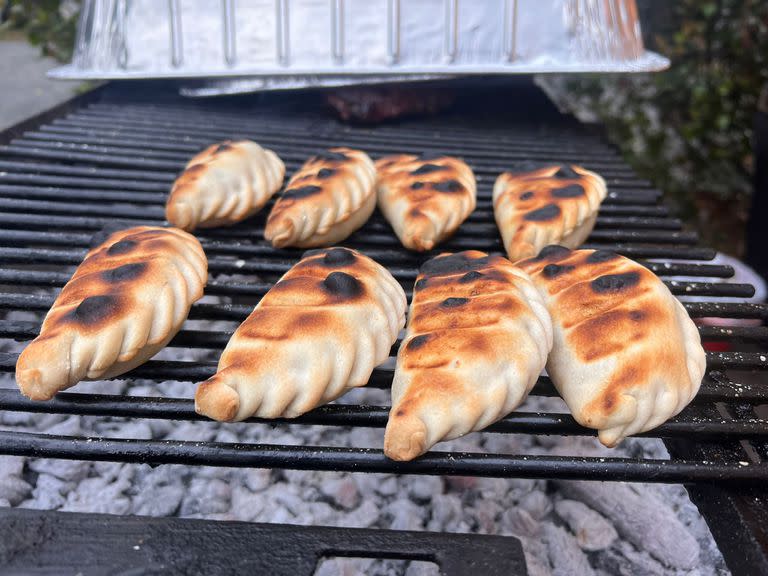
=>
[264,148,377,248]
[519,245,706,447]
[493,164,607,261]
[384,251,553,461]
[375,154,476,251]
[16,226,208,400]
[166,140,285,231]
[195,247,406,421]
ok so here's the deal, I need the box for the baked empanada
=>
[264,148,376,248]
[166,140,285,231]
[375,154,476,251]
[384,251,552,461]
[519,245,706,447]
[195,247,406,421]
[16,226,208,400]
[493,164,607,261]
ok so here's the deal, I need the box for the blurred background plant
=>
[2,0,767,256]
[0,0,80,61]
[549,0,768,255]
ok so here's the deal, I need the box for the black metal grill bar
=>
[0,197,682,233]
[83,102,604,140]
[0,258,748,298]
[82,102,624,144]
[0,160,174,181]
[49,110,638,160]
[0,268,752,299]
[8,124,652,182]
[0,205,696,246]
[0,429,765,483]
[0,172,170,192]
[3,319,764,365]
[0,141,648,182]
[0,388,765,442]
[17,128,633,165]
[3,294,765,324]
[1,350,765,384]
[0,244,723,278]
[16,126,638,166]
[73,105,644,172]
[0,210,683,239]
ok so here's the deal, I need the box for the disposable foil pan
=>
[49,0,668,83]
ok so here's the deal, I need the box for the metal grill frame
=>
[0,80,766,574]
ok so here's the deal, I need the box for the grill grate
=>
[0,81,767,572]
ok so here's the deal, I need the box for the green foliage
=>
[1,0,80,61]
[564,0,768,253]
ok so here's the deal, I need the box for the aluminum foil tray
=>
[50,0,669,82]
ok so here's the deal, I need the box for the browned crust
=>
[375,154,476,251]
[519,246,701,441]
[493,164,606,261]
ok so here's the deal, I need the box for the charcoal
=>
[542,522,596,576]
[554,499,618,551]
[557,481,700,570]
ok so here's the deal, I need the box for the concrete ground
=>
[0,38,82,131]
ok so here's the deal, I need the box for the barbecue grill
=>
[0,79,766,575]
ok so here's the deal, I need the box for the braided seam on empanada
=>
[519,246,706,447]
[384,251,552,461]
[15,226,207,400]
[166,140,285,231]
[376,154,476,252]
[195,247,406,422]
[264,148,377,248]
[493,164,607,262]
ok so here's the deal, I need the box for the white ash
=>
[0,368,730,575]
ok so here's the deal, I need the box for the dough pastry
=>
[384,250,552,461]
[520,245,706,447]
[195,247,406,421]
[493,164,607,261]
[375,154,476,251]
[264,148,376,248]
[16,226,207,400]
[166,140,284,231]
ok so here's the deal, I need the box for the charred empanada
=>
[520,246,706,447]
[195,247,406,421]
[166,140,285,231]
[16,226,207,400]
[264,148,376,248]
[493,164,607,261]
[384,251,552,461]
[375,154,476,251]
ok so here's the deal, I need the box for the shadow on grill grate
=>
[0,82,767,573]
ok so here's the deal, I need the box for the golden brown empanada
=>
[375,154,476,251]
[16,226,208,400]
[519,245,706,447]
[493,164,607,261]
[166,140,284,231]
[264,148,376,248]
[195,247,406,421]
[384,250,552,461]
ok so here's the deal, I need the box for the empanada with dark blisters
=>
[375,154,476,251]
[519,246,706,447]
[493,164,607,261]
[384,251,552,461]
[16,226,208,400]
[195,247,406,422]
[166,140,285,231]
[265,148,377,248]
